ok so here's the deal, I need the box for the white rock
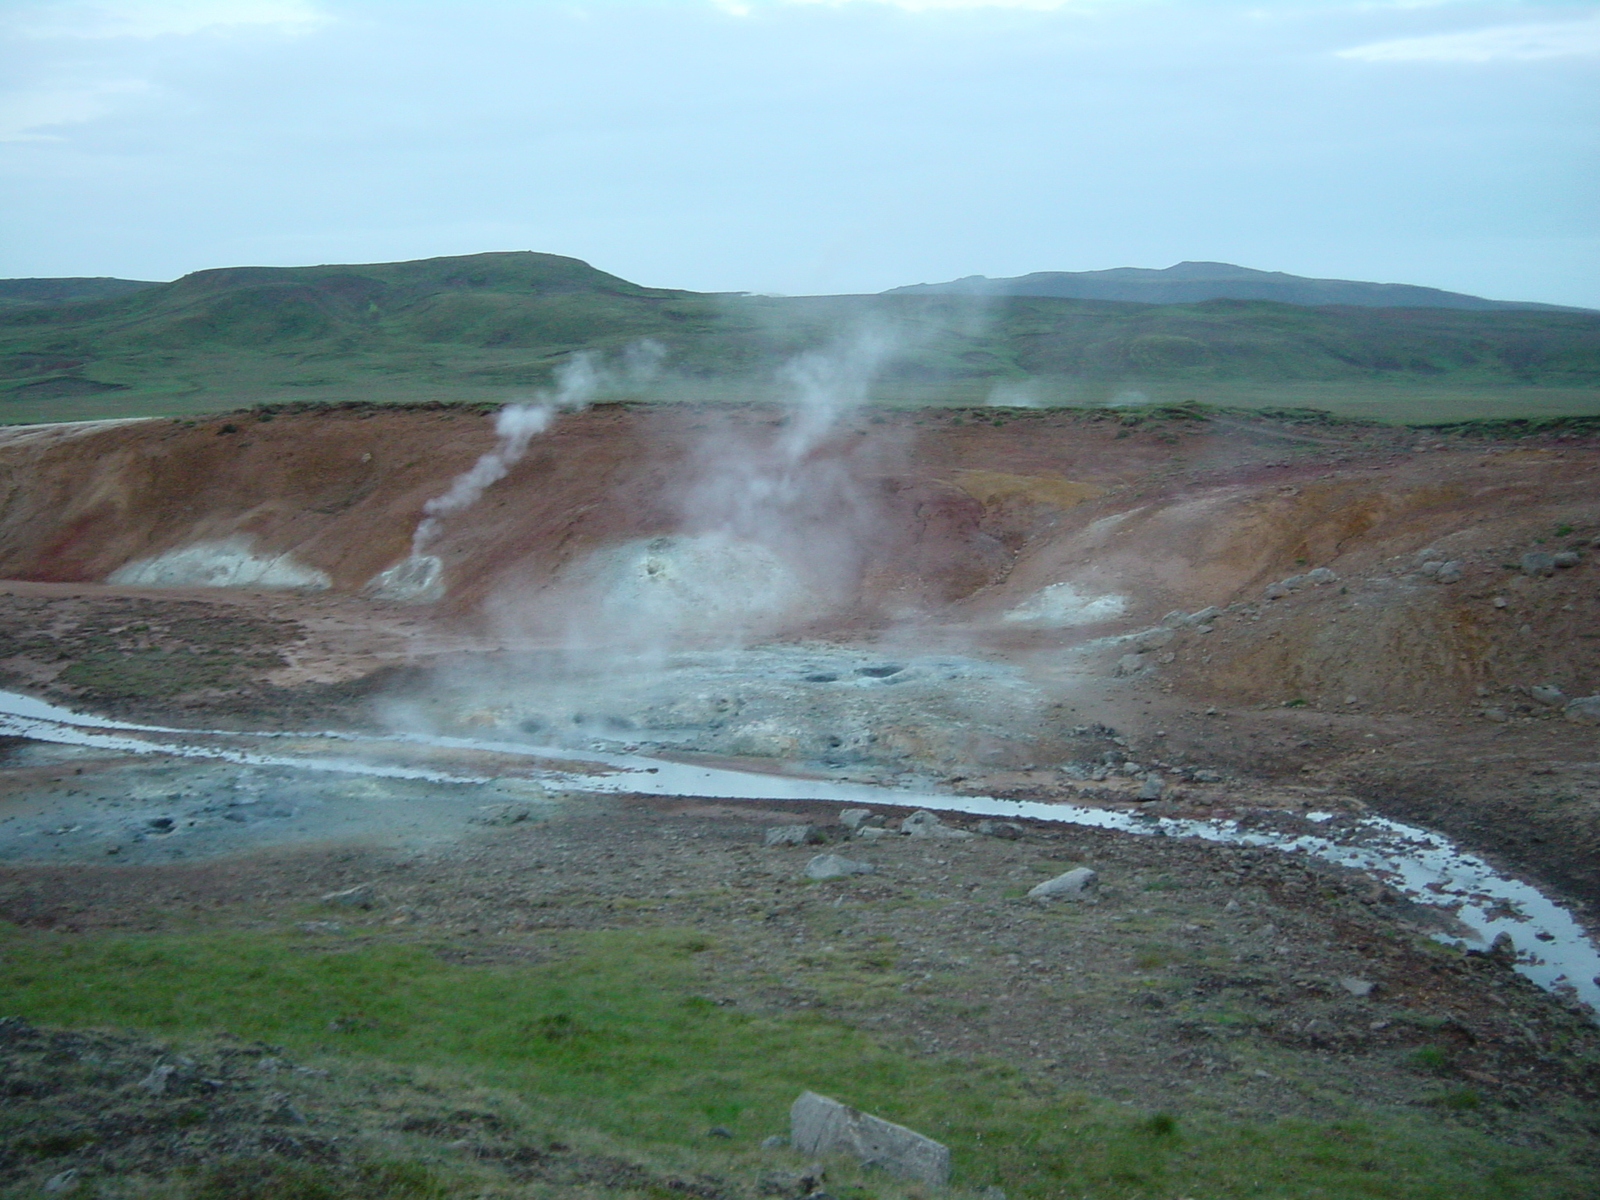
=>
[898,810,972,839]
[789,1090,950,1186]
[804,853,875,880]
[837,808,875,830]
[765,824,823,846]
[1027,867,1098,900]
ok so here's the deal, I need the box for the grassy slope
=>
[3,921,1593,1200]
[2,252,1597,425]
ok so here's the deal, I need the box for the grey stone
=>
[1185,605,1223,624]
[789,1090,950,1186]
[1136,774,1164,801]
[853,826,891,841]
[976,819,1024,839]
[1303,567,1339,585]
[899,810,972,839]
[1564,695,1600,723]
[1263,581,1290,600]
[837,808,874,830]
[1337,976,1376,998]
[1553,550,1581,567]
[1436,560,1463,584]
[1027,867,1098,900]
[137,1063,175,1095]
[1134,626,1175,650]
[766,824,824,847]
[42,1170,80,1194]
[804,854,874,880]
[1520,551,1557,577]
[1530,684,1566,707]
[320,884,376,909]
[1418,560,1444,577]
[1193,769,1223,783]
[1115,653,1147,677]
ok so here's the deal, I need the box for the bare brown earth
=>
[1,403,1599,1186]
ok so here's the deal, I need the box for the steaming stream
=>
[2,688,1595,1016]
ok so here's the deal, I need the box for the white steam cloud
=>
[410,402,554,556]
[410,345,658,556]
[368,342,663,603]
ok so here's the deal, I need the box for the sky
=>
[1,0,1596,306]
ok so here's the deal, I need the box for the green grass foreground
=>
[1,921,1591,1199]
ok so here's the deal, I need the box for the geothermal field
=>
[1,358,1599,1197]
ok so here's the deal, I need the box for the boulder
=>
[1520,551,1557,577]
[1553,550,1581,568]
[1027,867,1098,900]
[1136,774,1165,801]
[1114,653,1147,677]
[1529,684,1566,707]
[976,819,1024,839]
[804,854,875,880]
[899,810,971,839]
[789,1090,950,1186]
[765,824,824,847]
[837,808,875,830]
[1564,695,1600,723]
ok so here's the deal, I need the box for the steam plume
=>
[409,346,657,555]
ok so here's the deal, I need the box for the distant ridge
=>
[0,277,162,308]
[884,261,1587,313]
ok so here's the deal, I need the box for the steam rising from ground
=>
[410,353,610,556]
[367,345,662,602]
[547,326,900,653]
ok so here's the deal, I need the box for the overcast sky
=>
[2,0,1595,305]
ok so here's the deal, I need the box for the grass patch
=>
[0,921,1592,1198]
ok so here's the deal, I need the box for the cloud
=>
[0,80,150,141]
[6,0,329,39]
[1338,14,1600,61]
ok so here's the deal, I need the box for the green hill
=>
[3,251,1598,425]
[885,260,1591,312]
